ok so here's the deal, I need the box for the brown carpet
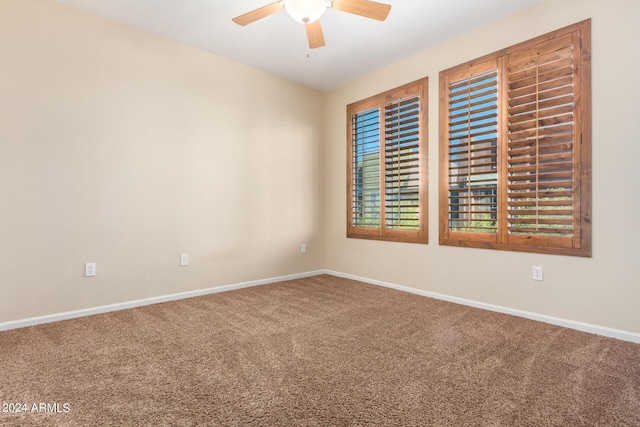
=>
[1,275,639,426]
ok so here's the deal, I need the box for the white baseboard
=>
[324,270,640,344]
[0,270,324,332]
[2,268,639,344]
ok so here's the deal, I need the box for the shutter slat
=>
[508,75,574,101]
[509,189,572,199]
[508,55,573,83]
[449,103,498,121]
[508,113,573,133]
[508,226,573,235]
[508,94,574,116]
[508,179,573,191]
[508,218,573,226]
[509,86,573,110]
[508,208,573,216]
[450,75,498,91]
[509,133,573,150]
[508,143,573,159]
[509,104,574,125]
[450,128,498,142]
[508,171,573,182]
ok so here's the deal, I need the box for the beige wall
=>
[324,0,640,334]
[0,0,325,322]
[2,0,639,336]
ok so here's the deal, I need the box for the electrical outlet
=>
[300,244,306,254]
[85,262,96,277]
[180,254,189,266]
[532,266,543,281]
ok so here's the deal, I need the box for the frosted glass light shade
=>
[284,0,328,24]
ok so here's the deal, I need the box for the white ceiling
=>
[53,0,543,92]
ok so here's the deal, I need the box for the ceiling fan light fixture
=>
[232,0,391,48]
[283,0,330,24]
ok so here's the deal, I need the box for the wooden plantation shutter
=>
[348,78,428,243]
[447,68,499,236]
[504,33,585,250]
[439,20,591,256]
[351,107,381,228]
[385,95,421,231]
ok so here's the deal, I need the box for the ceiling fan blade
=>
[305,20,326,49]
[232,2,284,26]
[331,0,391,21]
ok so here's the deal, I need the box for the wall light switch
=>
[300,244,306,254]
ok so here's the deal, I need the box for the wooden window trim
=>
[439,20,591,257]
[347,78,428,244]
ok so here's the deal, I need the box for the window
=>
[439,20,591,256]
[347,78,428,243]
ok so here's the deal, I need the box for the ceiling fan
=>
[232,0,391,49]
